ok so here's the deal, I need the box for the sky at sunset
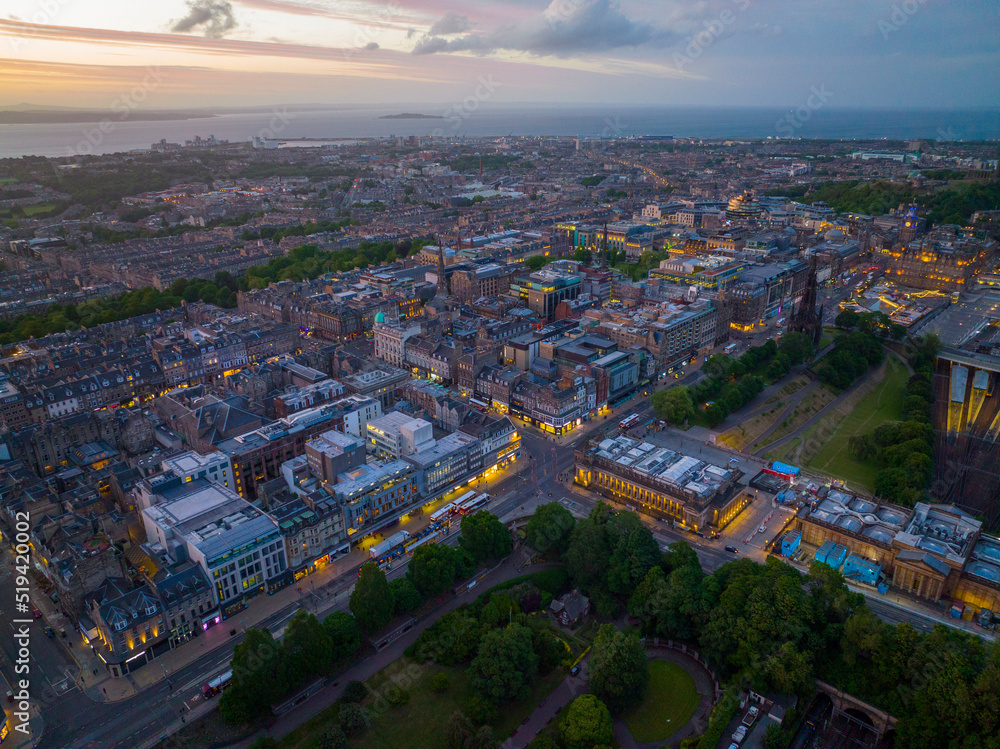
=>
[0,0,997,110]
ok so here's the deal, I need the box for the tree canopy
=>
[350,561,395,634]
[460,511,512,563]
[468,624,539,704]
[219,627,289,725]
[561,695,615,749]
[587,624,648,713]
[283,609,332,684]
[408,542,459,598]
[525,502,576,554]
[323,611,363,663]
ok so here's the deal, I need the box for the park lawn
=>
[819,326,840,349]
[718,403,784,451]
[757,385,836,450]
[21,202,59,216]
[763,375,810,406]
[806,355,907,491]
[623,660,700,743]
[766,436,802,466]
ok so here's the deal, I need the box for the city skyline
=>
[1,0,997,111]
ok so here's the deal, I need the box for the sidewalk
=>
[506,668,588,748]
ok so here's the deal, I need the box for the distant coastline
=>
[1,106,998,159]
[0,110,214,125]
[378,112,445,120]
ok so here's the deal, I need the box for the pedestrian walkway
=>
[505,643,717,749]
[506,666,589,748]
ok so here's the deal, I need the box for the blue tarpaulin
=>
[771,461,800,476]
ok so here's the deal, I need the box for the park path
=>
[713,342,834,433]
[506,661,590,748]
[751,354,902,459]
[509,645,716,749]
[743,379,823,453]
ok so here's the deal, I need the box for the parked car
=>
[32,608,42,619]
[570,665,581,676]
[733,724,748,742]
[44,627,54,638]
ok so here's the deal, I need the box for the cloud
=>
[412,0,670,57]
[364,41,380,50]
[172,0,238,39]
[746,23,784,36]
[429,12,473,36]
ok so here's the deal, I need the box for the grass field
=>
[21,202,60,216]
[805,355,908,490]
[767,436,802,465]
[280,655,568,749]
[763,376,810,406]
[623,660,700,743]
[757,385,835,450]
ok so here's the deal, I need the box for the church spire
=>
[435,235,449,297]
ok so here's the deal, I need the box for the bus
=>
[202,669,233,698]
[469,397,490,412]
[451,490,477,511]
[724,343,738,355]
[430,503,456,523]
[619,414,641,431]
[456,492,490,515]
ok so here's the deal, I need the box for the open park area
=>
[804,354,908,491]
[278,654,571,749]
[622,659,701,743]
